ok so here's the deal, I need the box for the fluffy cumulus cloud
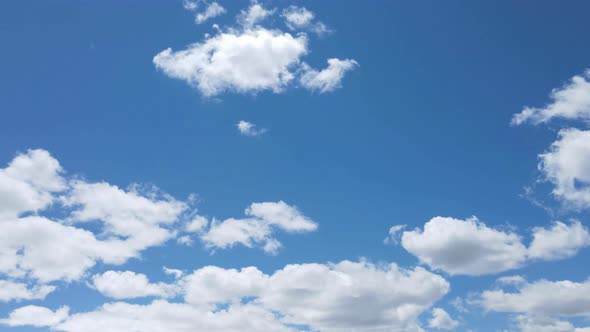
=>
[528,221,590,260]
[237,120,266,136]
[428,308,459,330]
[512,69,590,125]
[199,201,318,254]
[400,217,528,275]
[397,217,590,276]
[154,2,357,97]
[92,271,179,299]
[3,260,450,332]
[0,280,55,302]
[0,149,190,282]
[539,128,590,209]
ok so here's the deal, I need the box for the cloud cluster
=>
[396,217,590,275]
[0,149,316,301]
[154,2,357,97]
[198,201,318,254]
[3,261,450,332]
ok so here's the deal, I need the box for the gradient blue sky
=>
[1,1,590,331]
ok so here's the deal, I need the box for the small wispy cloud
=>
[237,120,267,137]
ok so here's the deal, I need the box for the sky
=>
[1,0,590,331]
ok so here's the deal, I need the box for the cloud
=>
[400,216,528,275]
[237,1,275,28]
[512,69,590,125]
[479,277,590,317]
[0,280,55,302]
[195,2,226,24]
[154,2,357,97]
[237,120,267,137]
[182,0,199,11]
[282,6,331,35]
[0,149,65,218]
[154,28,308,97]
[200,201,318,254]
[539,129,590,209]
[428,308,459,330]
[300,58,359,93]
[0,305,69,327]
[92,271,179,299]
[514,315,590,332]
[383,224,407,245]
[528,221,590,260]
[3,260,449,332]
[0,149,315,285]
[398,217,590,276]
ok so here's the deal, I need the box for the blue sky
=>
[1,1,590,331]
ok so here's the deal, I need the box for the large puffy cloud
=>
[200,201,318,254]
[398,217,590,276]
[4,260,450,332]
[400,217,528,275]
[539,128,590,209]
[92,271,179,299]
[154,2,356,97]
[154,28,308,97]
[512,69,590,125]
[0,280,55,302]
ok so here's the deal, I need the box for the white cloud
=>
[0,280,55,302]
[479,277,590,317]
[5,260,449,332]
[182,0,199,11]
[0,305,69,327]
[512,69,590,125]
[154,28,308,97]
[92,271,179,299]
[154,3,357,97]
[163,267,184,279]
[428,308,459,330]
[400,216,528,275]
[195,2,226,24]
[282,6,331,35]
[384,224,407,245]
[237,120,267,137]
[237,1,275,28]
[185,215,208,232]
[300,58,359,93]
[183,266,267,306]
[539,129,590,209]
[0,149,65,218]
[0,149,192,282]
[200,201,318,254]
[528,221,590,260]
[515,315,590,332]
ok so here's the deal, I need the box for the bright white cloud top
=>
[153,2,357,97]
